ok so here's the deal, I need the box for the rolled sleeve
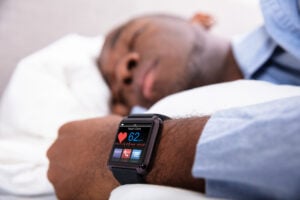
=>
[192,96,300,199]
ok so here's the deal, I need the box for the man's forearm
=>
[146,116,209,192]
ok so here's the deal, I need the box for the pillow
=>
[0,34,110,197]
[0,34,110,140]
[147,80,300,118]
[110,184,220,200]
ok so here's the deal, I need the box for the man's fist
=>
[47,115,122,200]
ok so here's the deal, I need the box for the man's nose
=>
[116,60,132,85]
[116,53,139,86]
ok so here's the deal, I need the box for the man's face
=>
[98,15,201,115]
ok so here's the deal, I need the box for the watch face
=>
[109,121,153,166]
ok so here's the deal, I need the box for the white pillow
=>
[0,34,110,140]
[0,34,110,197]
[147,80,300,118]
[110,184,220,200]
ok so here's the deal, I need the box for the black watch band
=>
[127,113,170,121]
[110,113,169,185]
[111,168,145,184]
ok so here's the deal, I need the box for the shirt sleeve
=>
[261,0,300,59]
[232,0,300,85]
[192,96,300,200]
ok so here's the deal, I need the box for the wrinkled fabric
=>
[193,96,300,199]
[232,0,300,85]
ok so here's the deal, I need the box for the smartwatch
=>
[107,113,170,184]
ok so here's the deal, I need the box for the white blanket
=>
[1,34,300,199]
[0,34,110,198]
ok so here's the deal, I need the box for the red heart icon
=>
[118,132,127,143]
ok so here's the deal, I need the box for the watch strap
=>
[111,167,145,185]
[127,113,170,121]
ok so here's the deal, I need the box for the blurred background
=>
[0,0,262,97]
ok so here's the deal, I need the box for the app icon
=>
[112,148,122,159]
[131,149,142,160]
[121,149,132,159]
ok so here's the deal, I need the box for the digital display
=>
[110,123,152,164]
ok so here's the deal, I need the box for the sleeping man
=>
[97,10,300,116]
[97,13,242,116]
[47,0,300,199]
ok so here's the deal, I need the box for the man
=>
[97,13,243,115]
[47,0,300,199]
[97,0,300,116]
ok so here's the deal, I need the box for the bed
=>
[3,0,295,199]
[1,33,300,199]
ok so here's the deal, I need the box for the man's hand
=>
[47,115,122,200]
[47,115,209,199]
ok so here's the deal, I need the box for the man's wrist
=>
[108,113,169,184]
[146,116,210,193]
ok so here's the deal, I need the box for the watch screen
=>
[110,122,152,164]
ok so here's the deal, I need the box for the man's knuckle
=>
[47,167,55,183]
[58,121,76,135]
[46,144,54,159]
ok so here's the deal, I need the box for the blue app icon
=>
[131,149,142,160]
[112,148,122,159]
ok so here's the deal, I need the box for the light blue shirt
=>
[192,96,300,199]
[232,0,300,85]
[193,0,300,199]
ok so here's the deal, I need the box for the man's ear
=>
[190,12,215,30]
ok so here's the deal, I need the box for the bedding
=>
[0,34,300,199]
[109,184,221,200]
[0,34,110,198]
[147,79,300,117]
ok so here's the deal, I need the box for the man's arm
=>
[47,115,209,200]
[146,117,208,191]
